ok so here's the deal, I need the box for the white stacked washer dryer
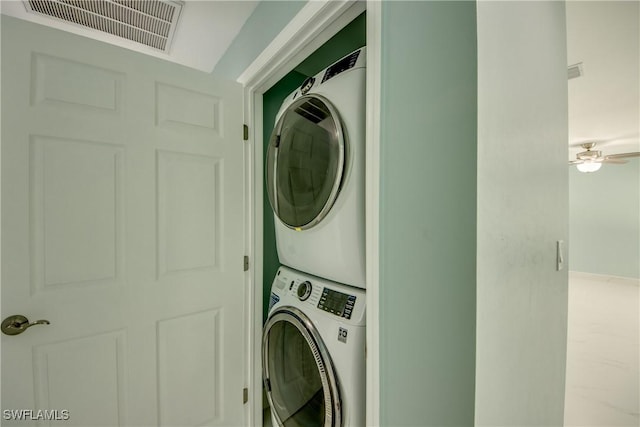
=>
[265,47,367,290]
[263,47,368,427]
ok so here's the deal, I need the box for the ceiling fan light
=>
[576,161,602,173]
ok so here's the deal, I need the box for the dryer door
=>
[262,306,341,427]
[266,95,345,230]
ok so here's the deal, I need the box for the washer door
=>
[266,95,345,230]
[263,306,341,427]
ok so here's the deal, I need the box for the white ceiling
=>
[2,0,637,162]
[0,0,259,73]
[566,1,639,160]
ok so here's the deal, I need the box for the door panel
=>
[156,150,222,276]
[2,16,244,427]
[157,309,222,426]
[33,331,127,427]
[30,135,125,291]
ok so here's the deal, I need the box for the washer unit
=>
[263,266,366,427]
[266,47,366,289]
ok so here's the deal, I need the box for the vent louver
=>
[568,62,583,80]
[24,0,182,52]
[294,98,330,124]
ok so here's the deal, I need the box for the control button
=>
[297,281,312,301]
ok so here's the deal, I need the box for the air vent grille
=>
[24,0,182,52]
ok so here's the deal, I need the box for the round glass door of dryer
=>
[266,95,345,230]
[262,306,341,427]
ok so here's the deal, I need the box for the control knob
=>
[297,281,312,301]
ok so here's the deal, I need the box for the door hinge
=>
[243,387,249,404]
[243,255,249,272]
[243,124,249,141]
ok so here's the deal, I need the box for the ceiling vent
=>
[567,62,584,80]
[23,0,183,52]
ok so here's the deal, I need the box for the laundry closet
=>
[260,12,367,426]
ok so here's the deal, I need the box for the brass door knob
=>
[1,315,50,336]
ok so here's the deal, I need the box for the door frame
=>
[239,1,381,425]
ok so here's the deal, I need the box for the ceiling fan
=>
[569,142,640,173]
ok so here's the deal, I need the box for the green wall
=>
[262,13,366,319]
[294,12,366,77]
[378,2,477,425]
[569,159,640,278]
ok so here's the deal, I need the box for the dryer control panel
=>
[318,288,356,320]
[322,49,361,83]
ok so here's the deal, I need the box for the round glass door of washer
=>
[266,95,345,230]
[262,307,341,427]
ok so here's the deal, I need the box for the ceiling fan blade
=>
[602,158,628,164]
[568,160,584,165]
[605,151,640,160]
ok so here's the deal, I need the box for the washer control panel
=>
[318,288,356,320]
[270,267,365,323]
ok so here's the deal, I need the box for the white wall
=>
[565,272,640,426]
[476,2,569,425]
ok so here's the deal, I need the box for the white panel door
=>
[1,16,245,427]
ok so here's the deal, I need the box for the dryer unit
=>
[263,266,366,427]
[266,47,366,289]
